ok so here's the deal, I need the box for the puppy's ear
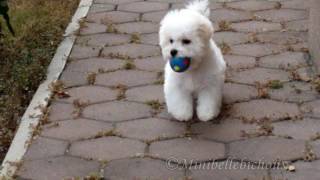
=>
[198,23,214,40]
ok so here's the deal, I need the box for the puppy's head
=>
[159,9,213,70]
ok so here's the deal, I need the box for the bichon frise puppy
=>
[159,0,226,121]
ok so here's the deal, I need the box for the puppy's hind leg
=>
[165,86,193,121]
[196,85,222,122]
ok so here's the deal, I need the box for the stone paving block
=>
[231,43,285,57]
[254,9,308,22]
[104,158,185,180]
[273,118,320,140]
[259,52,308,70]
[116,22,159,34]
[87,11,139,24]
[69,45,100,60]
[301,100,320,118]
[224,55,256,69]
[257,31,307,45]
[24,137,68,160]
[171,2,223,10]
[270,160,320,180]
[229,68,290,85]
[17,156,100,180]
[118,1,169,13]
[89,3,115,13]
[101,44,160,58]
[134,56,165,71]
[65,58,124,73]
[213,32,250,45]
[59,86,118,104]
[295,66,313,82]
[231,21,282,33]
[79,22,107,35]
[69,137,146,161]
[115,118,186,141]
[59,70,87,87]
[140,33,159,45]
[41,119,113,141]
[229,99,300,121]
[189,161,269,180]
[210,9,252,22]
[94,0,141,4]
[148,0,185,4]
[126,85,164,103]
[191,118,256,142]
[48,102,74,121]
[269,82,317,103]
[76,33,131,47]
[142,11,167,22]
[83,101,151,122]
[149,138,225,163]
[281,0,310,10]
[95,70,158,87]
[286,20,309,31]
[223,83,258,104]
[228,137,305,162]
[226,0,277,11]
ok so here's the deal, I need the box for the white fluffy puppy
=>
[159,0,226,121]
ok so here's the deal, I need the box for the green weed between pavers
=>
[0,0,79,161]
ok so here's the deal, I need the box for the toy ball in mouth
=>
[169,57,191,73]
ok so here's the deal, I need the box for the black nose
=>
[170,49,178,57]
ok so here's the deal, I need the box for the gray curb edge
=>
[0,0,93,177]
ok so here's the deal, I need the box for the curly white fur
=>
[159,0,226,121]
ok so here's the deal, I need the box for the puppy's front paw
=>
[168,103,193,121]
[197,104,220,122]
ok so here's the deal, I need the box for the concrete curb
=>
[0,0,93,178]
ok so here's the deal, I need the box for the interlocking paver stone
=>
[48,102,74,121]
[58,86,118,104]
[257,31,307,45]
[210,9,252,22]
[118,1,169,13]
[23,137,68,160]
[134,56,165,71]
[229,68,290,85]
[281,0,310,10]
[116,22,158,34]
[59,70,87,87]
[273,118,320,140]
[191,118,256,142]
[76,33,131,47]
[115,118,186,141]
[79,22,107,35]
[301,100,320,118]
[69,45,100,60]
[65,58,124,73]
[223,83,258,104]
[126,85,164,102]
[231,21,282,33]
[95,70,158,87]
[83,101,151,122]
[149,138,225,163]
[17,156,99,180]
[140,33,159,45]
[101,44,160,58]
[231,43,286,57]
[255,9,308,22]
[41,119,113,141]
[226,0,277,11]
[89,3,115,13]
[104,158,185,179]
[87,11,139,24]
[142,11,167,22]
[286,20,309,31]
[213,32,250,45]
[259,52,307,70]
[229,137,305,162]
[229,99,300,121]
[69,137,146,161]
[224,55,256,69]
[94,0,141,4]
[171,2,223,10]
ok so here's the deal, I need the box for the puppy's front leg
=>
[165,86,193,121]
[196,85,222,121]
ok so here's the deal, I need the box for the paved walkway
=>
[16,0,320,179]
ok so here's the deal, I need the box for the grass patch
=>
[0,0,79,161]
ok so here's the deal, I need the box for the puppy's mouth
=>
[169,56,191,73]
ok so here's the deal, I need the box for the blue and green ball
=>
[169,57,191,73]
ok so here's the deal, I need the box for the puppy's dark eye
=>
[170,39,174,44]
[182,39,191,45]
